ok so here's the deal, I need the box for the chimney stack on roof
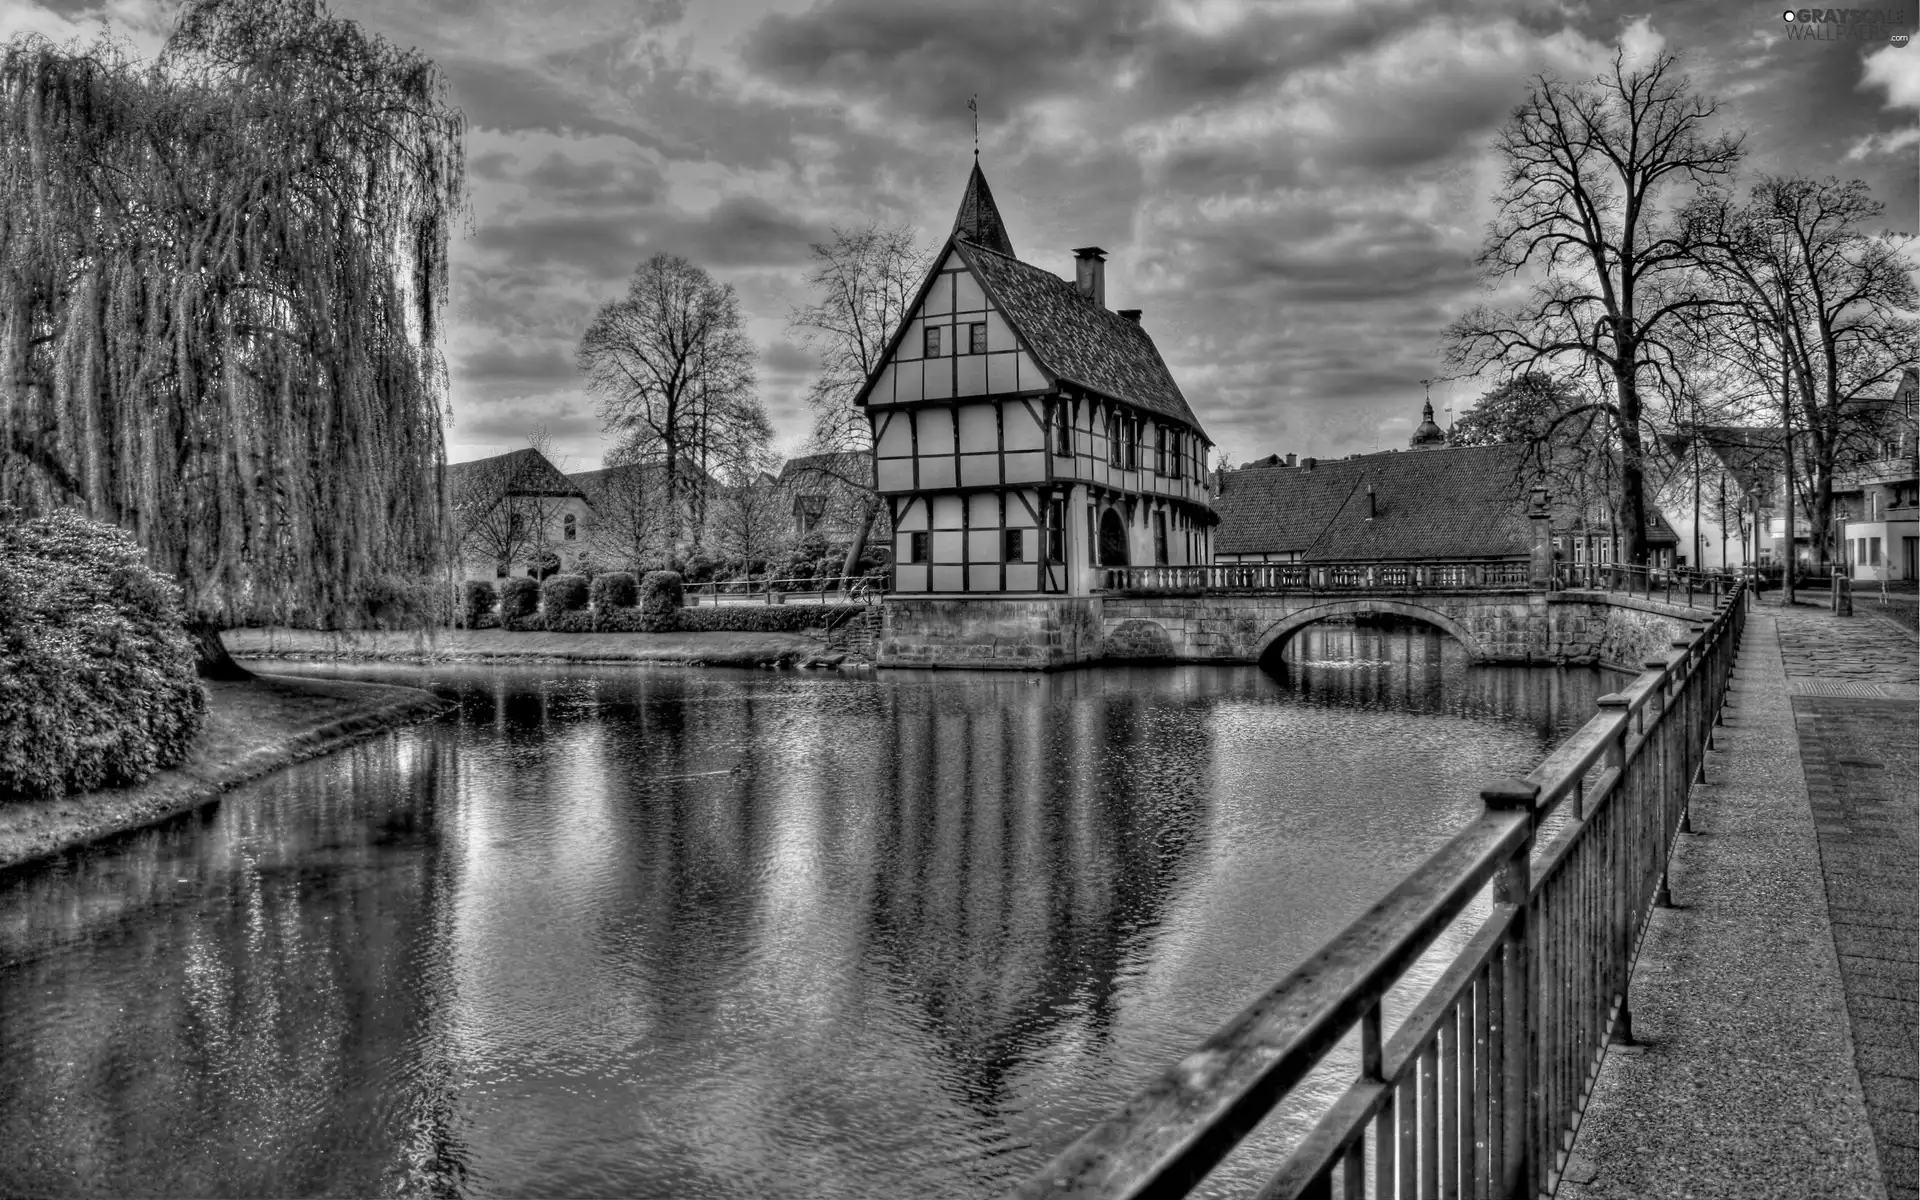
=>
[1117,308,1141,324]
[1072,247,1107,308]
[1285,453,1297,467]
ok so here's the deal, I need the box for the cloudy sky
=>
[6,0,1917,469]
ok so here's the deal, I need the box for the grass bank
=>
[0,673,446,872]
[222,626,837,667]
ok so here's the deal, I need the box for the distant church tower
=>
[1409,398,1448,449]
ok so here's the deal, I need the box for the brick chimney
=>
[1072,247,1107,308]
[1118,308,1141,324]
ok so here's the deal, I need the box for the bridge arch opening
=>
[1253,600,1484,667]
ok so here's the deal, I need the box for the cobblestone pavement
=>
[1771,597,1919,1200]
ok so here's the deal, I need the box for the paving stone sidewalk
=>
[1772,598,1919,1200]
[1558,606,1887,1200]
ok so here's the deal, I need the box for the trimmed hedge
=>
[638,570,684,633]
[590,571,636,611]
[541,573,589,614]
[0,509,208,799]
[675,605,862,633]
[594,606,649,633]
[500,577,540,623]
[463,580,496,627]
[545,609,594,633]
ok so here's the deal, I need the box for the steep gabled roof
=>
[954,239,1206,436]
[445,448,584,500]
[567,458,711,509]
[776,451,871,490]
[951,160,1016,258]
[1214,444,1535,561]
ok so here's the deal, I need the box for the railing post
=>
[1482,776,1541,1199]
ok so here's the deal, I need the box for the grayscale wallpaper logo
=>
[1780,7,1914,43]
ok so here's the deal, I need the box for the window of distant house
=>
[1003,527,1025,563]
[1153,511,1169,565]
[1125,419,1139,471]
[1154,427,1167,475]
[1870,537,1882,566]
[1047,498,1066,563]
[968,322,987,355]
[1167,432,1182,479]
[563,513,576,541]
[1053,405,1073,457]
[796,494,826,534]
[924,325,943,357]
[909,531,930,563]
[1107,413,1122,467]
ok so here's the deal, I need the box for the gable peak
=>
[951,161,1016,259]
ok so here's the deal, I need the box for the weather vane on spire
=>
[969,94,978,159]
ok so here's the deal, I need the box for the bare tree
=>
[1444,48,1742,567]
[450,429,575,580]
[1680,176,1920,569]
[708,442,787,575]
[0,0,464,673]
[578,254,760,553]
[787,223,932,584]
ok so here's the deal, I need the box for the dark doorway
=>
[1099,508,1130,567]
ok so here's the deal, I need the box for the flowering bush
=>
[0,508,207,798]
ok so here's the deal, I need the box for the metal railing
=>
[680,572,887,607]
[1556,564,1738,608]
[1017,581,1749,1200]
[1101,561,1534,594]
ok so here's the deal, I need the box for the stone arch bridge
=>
[875,562,1725,671]
[1097,562,1709,668]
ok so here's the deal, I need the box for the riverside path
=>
[1558,594,1918,1200]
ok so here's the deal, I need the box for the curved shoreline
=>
[0,674,449,875]
[221,626,835,667]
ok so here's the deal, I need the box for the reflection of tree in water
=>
[1271,620,1608,748]
[859,674,1213,1124]
[0,734,472,1197]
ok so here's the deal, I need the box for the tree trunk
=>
[1614,362,1650,566]
[188,620,253,680]
[840,496,880,589]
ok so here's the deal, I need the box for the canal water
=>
[0,624,1611,1199]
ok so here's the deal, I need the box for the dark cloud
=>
[457,346,578,388]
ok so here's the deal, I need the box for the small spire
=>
[968,94,978,160]
[951,159,1015,258]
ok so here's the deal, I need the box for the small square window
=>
[924,325,943,357]
[909,531,930,564]
[969,323,987,355]
[1003,527,1025,563]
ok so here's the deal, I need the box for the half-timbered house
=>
[855,162,1214,603]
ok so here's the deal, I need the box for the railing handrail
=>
[1099,559,1537,596]
[1017,580,1749,1199]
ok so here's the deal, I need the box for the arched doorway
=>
[1099,508,1130,567]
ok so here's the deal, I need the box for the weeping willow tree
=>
[0,0,464,674]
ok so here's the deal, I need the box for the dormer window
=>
[924,325,944,357]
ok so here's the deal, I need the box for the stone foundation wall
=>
[877,597,1104,669]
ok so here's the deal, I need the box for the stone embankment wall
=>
[877,598,1103,669]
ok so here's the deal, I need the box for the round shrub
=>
[463,579,496,627]
[499,577,540,625]
[590,571,637,611]
[638,570,684,633]
[541,573,589,614]
[0,508,208,799]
